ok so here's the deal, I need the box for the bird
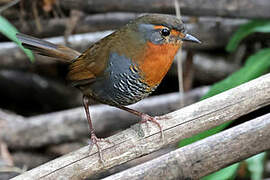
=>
[16,13,200,162]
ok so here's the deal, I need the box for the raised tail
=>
[16,33,81,62]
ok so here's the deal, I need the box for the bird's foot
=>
[140,114,164,142]
[88,133,111,165]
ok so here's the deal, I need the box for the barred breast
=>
[82,52,157,106]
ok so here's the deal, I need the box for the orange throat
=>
[138,41,181,88]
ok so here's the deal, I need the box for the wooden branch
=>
[1,87,207,149]
[0,0,13,4]
[12,73,270,179]
[12,13,136,39]
[60,0,270,19]
[105,113,270,180]
[98,146,178,179]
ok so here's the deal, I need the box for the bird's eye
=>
[161,28,170,36]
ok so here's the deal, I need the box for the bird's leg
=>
[117,106,164,141]
[83,95,109,164]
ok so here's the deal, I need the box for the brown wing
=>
[67,25,143,87]
[67,36,113,86]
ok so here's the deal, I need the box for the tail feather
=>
[16,33,81,62]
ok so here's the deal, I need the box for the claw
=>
[140,114,164,142]
[88,134,111,165]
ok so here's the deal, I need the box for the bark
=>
[60,0,270,19]
[105,113,270,180]
[11,13,137,39]
[11,73,270,179]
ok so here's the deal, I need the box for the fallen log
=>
[60,0,270,19]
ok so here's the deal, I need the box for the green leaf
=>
[202,48,270,100]
[179,48,270,179]
[245,152,266,180]
[226,20,270,52]
[180,48,270,147]
[0,15,34,61]
[202,163,239,180]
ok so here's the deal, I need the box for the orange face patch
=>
[137,41,181,88]
[154,25,167,30]
[171,29,185,38]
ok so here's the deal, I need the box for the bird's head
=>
[133,14,201,46]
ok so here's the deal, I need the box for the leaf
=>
[0,15,34,62]
[245,152,266,180]
[202,48,270,100]
[180,48,270,147]
[226,20,270,52]
[202,164,239,180]
[179,48,270,179]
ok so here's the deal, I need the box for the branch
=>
[1,87,208,149]
[105,113,270,180]
[12,73,270,179]
[60,0,270,19]
[13,13,136,39]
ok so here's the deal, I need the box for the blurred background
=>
[0,0,269,179]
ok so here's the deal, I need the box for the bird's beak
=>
[182,34,201,44]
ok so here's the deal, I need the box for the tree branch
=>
[105,113,270,180]
[60,0,270,19]
[11,73,270,179]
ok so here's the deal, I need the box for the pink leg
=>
[83,96,110,164]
